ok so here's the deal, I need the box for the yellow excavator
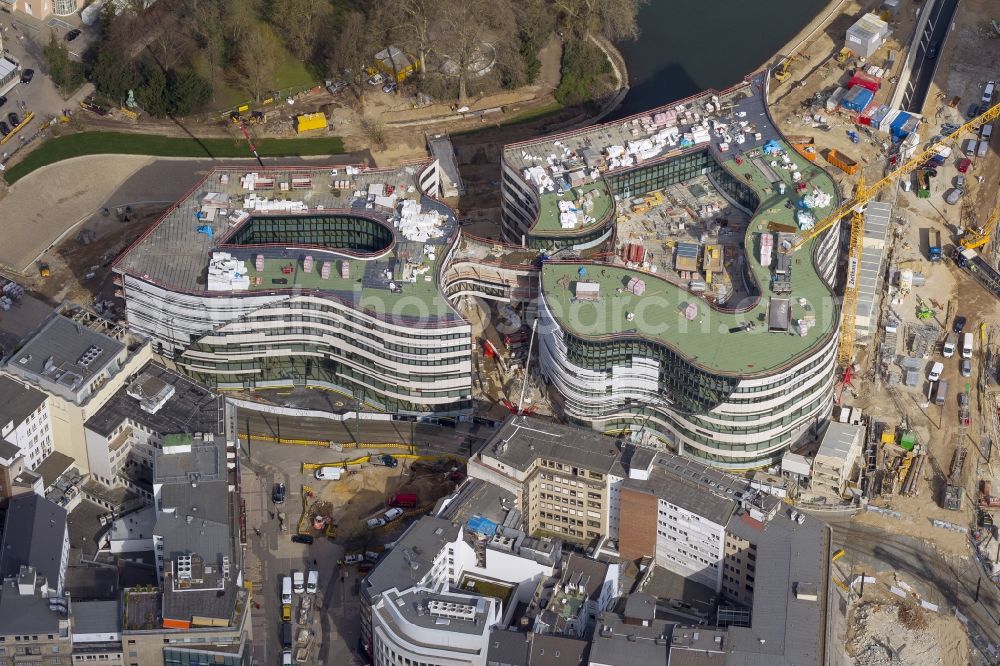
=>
[773,54,802,82]
[959,206,1000,250]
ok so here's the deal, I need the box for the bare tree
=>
[234,24,280,101]
[267,0,330,59]
[552,0,646,41]
[223,0,259,44]
[329,10,378,85]
[435,0,514,103]
[383,0,437,79]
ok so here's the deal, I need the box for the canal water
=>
[612,0,831,118]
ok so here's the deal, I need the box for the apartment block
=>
[0,376,52,503]
[0,493,70,597]
[3,307,154,477]
[468,417,626,544]
[0,567,73,666]
[83,361,225,504]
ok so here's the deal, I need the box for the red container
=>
[848,71,880,93]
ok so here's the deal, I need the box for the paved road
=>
[824,514,1000,663]
[241,450,362,666]
[904,0,960,113]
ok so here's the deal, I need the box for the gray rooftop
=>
[71,600,121,635]
[439,477,516,527]
[589,611,672,666]
[0,577,62,636]
[86,362,224,438]
[0,494,67,592]
[478,416,626,476]
[562,553,608,602]
[380,587,495,638]
[488,628,531,666]
[624,453,749,526]
[0,438,18,461]
[668,627,729,665]
[0,287,54,360]
[7,314,125,398]
[154,439,225,485]
[723,508,829,666]
[34,451,75,489]
[162,580,241,623]
[815,423,863,464]
[0,375,47,429]
[362,516,460,603]
[529,633,589,666]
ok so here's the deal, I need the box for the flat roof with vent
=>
[477,415,626,475]
[85,362,224,439]
[7,313,125,399]
[379,588,495,638]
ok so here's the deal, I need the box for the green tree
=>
[136,59,170,116]
[167,69,212,115]
[43,32,85,95]
[234,24,280,102]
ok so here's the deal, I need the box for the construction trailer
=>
[295,113,328,134]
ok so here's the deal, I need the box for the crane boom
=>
[787,101,1000,254]
[960,206,1000,250]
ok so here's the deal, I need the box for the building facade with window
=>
[499,77,842,470]
[114,164,472,416]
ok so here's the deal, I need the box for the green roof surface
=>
[243,254,454,320]
[540,142,839,375]
[535,180,613,234]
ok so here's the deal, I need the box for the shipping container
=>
[849,70,880,93]
[825,149,859,175]
[841,86,875,112]
[826,87,848,112]
[295,112,328,134]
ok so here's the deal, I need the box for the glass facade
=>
[163,645,250,666]
[181,298,472,414]
[52,0,76,15]
[224,213,394,254]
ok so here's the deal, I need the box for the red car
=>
[957,157,972,173]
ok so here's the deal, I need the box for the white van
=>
[315,466,343,481]
[384,507,404,522]
[984,81,997,104]
[306,570,319,594]
[962,332,974,359]
[982,124,994,141]
[293,571,305,594]
[281,576,292,604]
[942,334,956,358]
[928,361,944,382]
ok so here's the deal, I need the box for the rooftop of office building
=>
[113,165,464,325]
[477,416,626,476]
[508,74,839,375]
[378,587,497,639]
[7,312,126,395]
[85,362,225,438]
[0,574,64,636]
[0,495,67,593]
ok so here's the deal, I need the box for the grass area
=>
[274,56,315,90]
[460,576,515,607]
[3,132,345,184]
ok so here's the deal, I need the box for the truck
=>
[916,169,932,198]
[929,229,942,261]
[825,149,859,175]
[389,493,419,508]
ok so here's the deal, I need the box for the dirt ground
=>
[847,595,969,665]
[308,458,465,543]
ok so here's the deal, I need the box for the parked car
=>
[7,112,19,127]
[384,507,404,522]
[20,69,34,84]
[957,157,972,173]
[291,534,314,545]
[306,570,318,594]
[928,361,944,382]
[366,517,386,530]
[367,73,385,86]
[955,175,966,189]
[0,121,8,137]
[314,466,343,481]
[382,81,398,93]
[961,358,972,377]
[926,41,938,59]
[340,553,364,565]
[292,571,305,594]
[370,454,398,468]
[272,482,286,504]
[65,29,81,41]
[945,187,964,205]
[0,96,6,108]
[953,316,967,333]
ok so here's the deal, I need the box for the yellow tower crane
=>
[784,101,1000,374]
[959,206,1000,251]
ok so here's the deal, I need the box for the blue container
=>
[842,86,874,113]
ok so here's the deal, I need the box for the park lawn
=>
[3,131,344,184]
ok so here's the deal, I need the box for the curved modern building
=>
[500,74,843,469]
[114,163,473,415]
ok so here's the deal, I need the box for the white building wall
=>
[654,499,725,592]
[0,396,54,472]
